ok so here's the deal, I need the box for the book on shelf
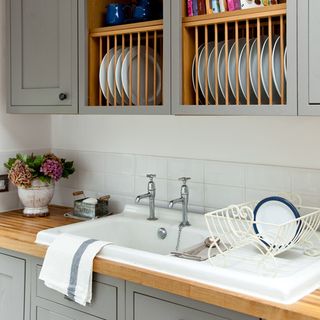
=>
[187,0,193,16]
[205,0,213,14]
[192,0,199,15]
[198,0,206,15]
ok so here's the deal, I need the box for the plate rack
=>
[89,21,163,108]
[182,3,287,106]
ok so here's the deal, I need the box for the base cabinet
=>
[34,302,101,320]
[126,283,257,320]
[0,253,26,320]
[0,250,257,320]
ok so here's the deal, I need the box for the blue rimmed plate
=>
[253,196,301,248]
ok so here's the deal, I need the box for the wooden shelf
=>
[90,20,163,37]
[182,3,286,27]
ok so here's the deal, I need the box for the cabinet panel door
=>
[9,0,78,113]
[298,0,320,114]
[0,253,25,320]
[134,293,225,320]
[35,305,99,320]
[127,283,257,320]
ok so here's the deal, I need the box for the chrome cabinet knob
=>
[59,93,67,101]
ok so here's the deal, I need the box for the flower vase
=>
[18,178,55,217]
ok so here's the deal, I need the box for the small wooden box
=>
[73,192,110,219]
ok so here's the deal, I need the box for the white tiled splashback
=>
[52,149,320,214]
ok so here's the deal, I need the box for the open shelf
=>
[182,3,286,26]
[90,20,164,37]
[87,0,164,108]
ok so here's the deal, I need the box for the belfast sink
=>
[36,205,320,305]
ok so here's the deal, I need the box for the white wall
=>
[0,0,51,211]
[52,115,320,170]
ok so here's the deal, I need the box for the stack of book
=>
[186,0,279,16]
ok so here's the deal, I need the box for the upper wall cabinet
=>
[7,0,78,114]
[78,0,171,115]
[298,0,320,115]
[171,0,297,115]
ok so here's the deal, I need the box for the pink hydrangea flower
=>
[40,159,63,181]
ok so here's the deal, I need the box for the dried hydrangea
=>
[8,160,33,188]
[40,159,63,181]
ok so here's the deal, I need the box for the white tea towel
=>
[39,233,111,306]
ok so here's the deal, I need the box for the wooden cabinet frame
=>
[78,0,171,115]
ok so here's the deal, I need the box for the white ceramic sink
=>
[36,205,320,305]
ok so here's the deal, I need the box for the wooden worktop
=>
[0,206,319,320]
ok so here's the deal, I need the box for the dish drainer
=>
[204,199,320,275]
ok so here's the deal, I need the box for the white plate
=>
[99,48,115,103]
[284,47,287,80]
[198,42,215,104]
[253,196,301,248]
[192,44,205,102]
[108,48,123,105]
[272,36,287,100]
[228,38,247,103]
[238,39,257,103]
[218,40,236,104]
[261,36,281,103]
[115,47,130,105]
[121,46,162,106]
[208,41,224,103]
[249,36,269,104]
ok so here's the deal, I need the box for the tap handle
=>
[179,177,191,184]
[146,174,156,181]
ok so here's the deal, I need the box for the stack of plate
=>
[192,36,287,105]
[99,46,162,106]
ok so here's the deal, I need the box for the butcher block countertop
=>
[0,205,320,320]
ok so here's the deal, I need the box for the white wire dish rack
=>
[204,199,320,276]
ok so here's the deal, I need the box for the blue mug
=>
[105,3,132,26]
[133,5,151,20]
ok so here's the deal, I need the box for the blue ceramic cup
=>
[133,5,152,20]
[105,3,132,26]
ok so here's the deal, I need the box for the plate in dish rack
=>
[253,196,301,248]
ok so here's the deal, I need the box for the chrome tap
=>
[169,177,191,227]
[135,174,157,221]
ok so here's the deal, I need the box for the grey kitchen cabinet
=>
[126,282,257,320]
[0,250,258,320]
[34,302,102,320]
[171,0,297,116]
[32,259,125,320]
[298,0,320,115]
[7,0,78,114]
[0,252,26,320]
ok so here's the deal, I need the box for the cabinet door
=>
[298,0,320,115]
[171,0,297,116]
[134,293,226,320]
[8,0,78,114]
[35,304,100,320]
[126,283,257,320]
[0,253,25,320]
